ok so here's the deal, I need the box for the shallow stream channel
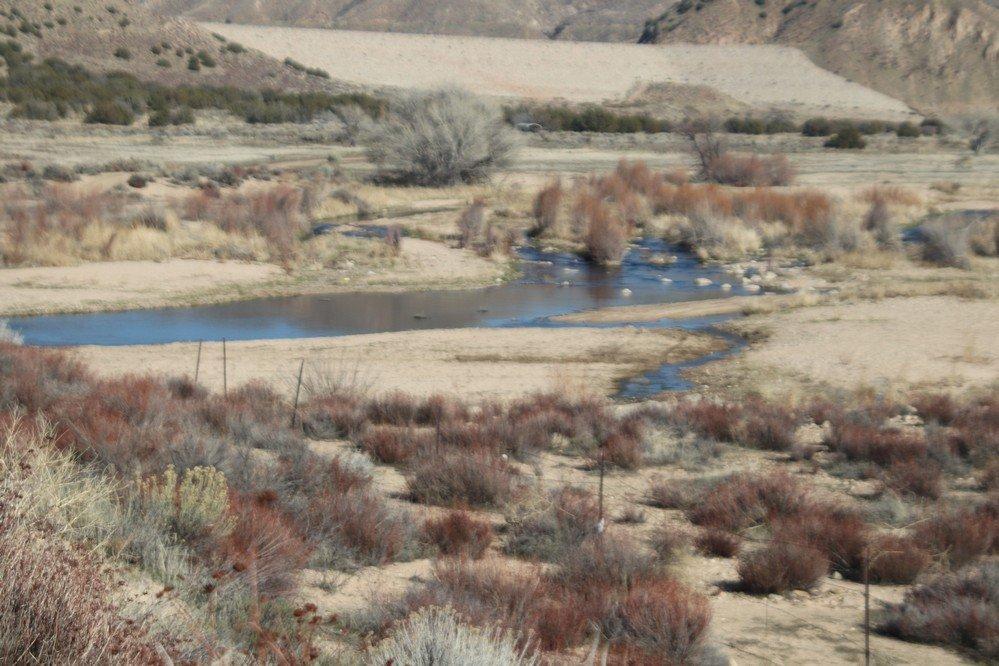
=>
[11,237,752,399]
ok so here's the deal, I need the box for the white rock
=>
[750,275,763,284]
[744,284,761,293]
[621,288,633,297]
[694,277,713,287]
[764,271,778,280]
[721,283,732,291]
[660,277,673,283]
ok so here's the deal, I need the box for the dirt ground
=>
[0,238,505,316]
[204,23,915,121]
[75,326,723,400]
[699,295,999,397]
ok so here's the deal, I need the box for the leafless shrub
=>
[457,199,487,249]
[920,218,971,268]
[366,89,515,185]
[879,560,998,659]
[531,179,563,236]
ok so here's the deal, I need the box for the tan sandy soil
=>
[554,295,801,325]
[0,238,504,316]
[0,259,286,316]
[75,326,724,401]
[702,296,999,395]
[203,24,915,120]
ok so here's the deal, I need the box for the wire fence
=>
[194,339,921,665]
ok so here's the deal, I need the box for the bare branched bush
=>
[367,89,515,185]
[531,179,564,236]
[457,199,487,249]
[705,153,795,187]
[581,196,628,265]
[920,218,972,269]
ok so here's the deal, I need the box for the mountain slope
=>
[0,0,345,92]
[142,0,675,42]
[644,0,999,115]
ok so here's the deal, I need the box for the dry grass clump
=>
[736,400,799,451]
[919,217,972,269]
[504,486,600,561]
[358,425,433,464]
[695,528,741,558]
[914,502,998,569]
[685,472,809,533]
[879,560,998,660]
[865,534,932,585]
[366,606,539,666]
[668,398,741,442]
[424,511,494,559]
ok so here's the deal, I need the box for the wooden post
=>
[864,546,871,666]
[222,338,228,399]
[194,340,202,383]
[290,358,305,428]
[597,451,606,528]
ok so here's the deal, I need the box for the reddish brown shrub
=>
[866,534,931,584]
[737,541,828,594]
[406,449,515,508]
[695,528,741,558]
[913,392,959,425]
[359,425,432,464]
[559,532,659,590]
[772,505,869,577]
[221,498,310,598]
[305,487,412,565]
[646,477,699,510]
[738,401,799,451]
[424,511,494,559]
[827,423,927,466]
[606,578,712,664]
[366,391,419,425]
[882,459,943,499]
[414,394,469,427]
[593,430,644,470]
[583,197,629,265]
[300,394,365,439]
[915,502,999,568]
[705,153,795,187]
[531,178,564,236]
[686,471,807,532]
[670,399,740,442]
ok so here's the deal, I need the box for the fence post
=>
[597,451,606,533]
[222,338,228,399]
[194,340,202,384]
[290,358,305,428]
[864,546,871,666]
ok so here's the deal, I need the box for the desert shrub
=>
[866,534,931,584]
[504,486,599,561]
[686,472,808,533]
[914,503,998,569]
[669,399,740,442]
[305,485,416,567]
[649,523,690,563]
[301,394,366,439]
[705,153,794,186]
[604,578,713,664]
[505,103,669,134]
[801,117,833,136]
[581,195,628,265]
[882,459,943,499]
[84,100,134,125]
[424,511,494,559]
[531,179,563,236]
[456,199,487,249]
[737,401,798,451]
[879,560,998,659]
[367,89,515,185]
[695,528,741,558]
[825,423,927,467]
[112,47,131,60]
[646,477,700,510]
[406,449,514,508]
[737,541,828,594]
[219,498,309,598]
[0,504,168,663]
[137,465,234,544]
[359,425,430,464]
[896,122,920,138]
[824,128,866,149]
[558,532,659,590]
[772,506,869,577]
[127,173,148,188]
[919,218,971,269]
[367,606,538,666]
